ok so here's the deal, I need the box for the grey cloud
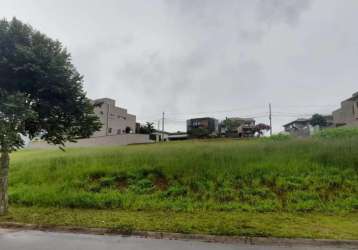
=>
[257,0,312,25]
[116,50,203,117]
[2,0,358,132]
[167,0,312,42]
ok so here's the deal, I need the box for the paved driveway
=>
[0,229,354,250]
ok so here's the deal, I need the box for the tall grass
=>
[314,126,358,139]
[8,137,358,213]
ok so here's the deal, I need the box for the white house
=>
[92,98,136,137]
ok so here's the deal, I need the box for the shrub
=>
[314,127,358,139]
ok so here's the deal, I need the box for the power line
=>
[165,107,267,117]
[137,103,337,133]
[162,112,165,141]
[274,104,337,108]
[165,112,269,122]
[139,103,336,119]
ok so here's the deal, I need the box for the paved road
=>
[0,229,354,250]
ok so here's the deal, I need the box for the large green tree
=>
[310,114,327,128]
[138,122,155,134]
[0,18,101,215]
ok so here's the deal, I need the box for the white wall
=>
[29,134,151,149]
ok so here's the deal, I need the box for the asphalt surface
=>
[0,229,354,250]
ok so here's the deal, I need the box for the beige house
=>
[92,98,136,137]
[220,117,255,135]
[333,92,358,127]
[283,118,313,137]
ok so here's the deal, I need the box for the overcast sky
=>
[2,0,358,132]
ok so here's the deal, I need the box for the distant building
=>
[323,115,334,127]
[151,131,189,142]
[187,117,219,136]
[151,131,170,142]
[92,98,136,137]
[168,132,188,141]
[283,115,334,137]
[283,118,313,137]
[220,117,255,135]
[228,117,255,126]
[332,92,358,127]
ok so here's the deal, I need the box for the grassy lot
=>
[1,206,358,239]
[1,131,358,239]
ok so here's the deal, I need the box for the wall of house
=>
[284,123,312,137]
[333,99,358,127]
[92,98,136,137]
[29,134,151,149]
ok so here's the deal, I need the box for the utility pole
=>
[269,103,272,136]
[157,120,160,142]
[162,112,165,142]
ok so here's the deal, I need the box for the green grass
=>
[2,135,358,238]
[8,138,358,213]
[1,206,358,240]
[314,126,358,139]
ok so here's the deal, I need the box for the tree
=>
[310,114,327,127]
[221,117,241,134]
[145,122,155,134]
[139,122,155,134]
[254,123,271,137]
[0,18,101,215]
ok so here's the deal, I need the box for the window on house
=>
[117,115,127,120]
[193,121,201,127]
[117,129,121,134]
[108,128,112,134]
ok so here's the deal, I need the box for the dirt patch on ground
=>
[115,177,128,191]
[154,176,168,191]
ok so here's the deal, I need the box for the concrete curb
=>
[1,222,357,248]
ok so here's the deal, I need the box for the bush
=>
[314,127,358,139]
[267,134,292,141]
